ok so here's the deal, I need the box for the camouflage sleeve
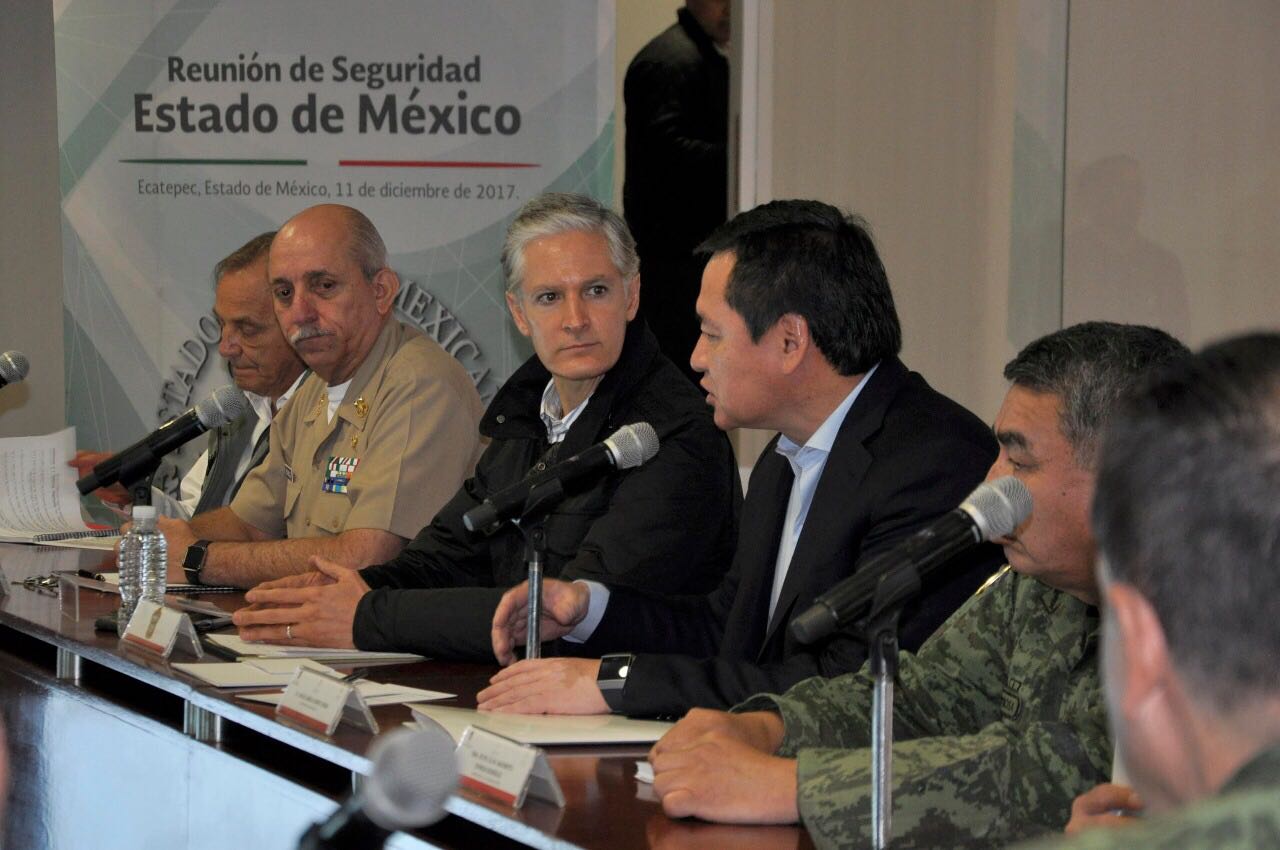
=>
[795,714,1111,849]
[735,568,1018,753]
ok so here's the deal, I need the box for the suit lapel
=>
[757,359,911,655]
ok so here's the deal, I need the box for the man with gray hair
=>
[644,322,1187,848]
[232,193,739,657]
[71,231,307,519]
[158,204,484,590]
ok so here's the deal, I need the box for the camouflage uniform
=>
[1016,746,1280,850]
[735,567,1110,849]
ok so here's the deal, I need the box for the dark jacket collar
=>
[481,319,662,454]
[677,7,725,61]
[828,357,910,451]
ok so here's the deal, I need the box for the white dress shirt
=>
[539,378,593,444]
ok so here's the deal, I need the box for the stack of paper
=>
[239,680,455,707]
[172,658,339,689]
[206,633,424,665]
[0,427,97,542]
[408,704,673,746]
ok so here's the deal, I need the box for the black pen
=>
[201,639,241,662]
[77,569,106,581]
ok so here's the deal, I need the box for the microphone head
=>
[195,385,248,429]
[0,350,30,384]
[603,422,659,470]
[960,477,1032,541]
[362,726,458,831]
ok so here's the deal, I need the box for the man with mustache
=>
[70,232,307,518]
[157,205,484,587]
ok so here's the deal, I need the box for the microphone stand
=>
[117,444,161,508]
[864,611,899,849]
[859,562,922,849]
[512,479,565,660]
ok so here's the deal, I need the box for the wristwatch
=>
[182,539,211,585]
[597,653,635,713]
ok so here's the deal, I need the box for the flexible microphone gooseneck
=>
[76,385,248,494]
[790,476,1032,644]
[462,421,660,533]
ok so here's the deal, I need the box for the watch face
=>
[183,543,207,569]
[599,654,634,684]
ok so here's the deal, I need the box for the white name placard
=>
[456,725,564,809]
[275,667,378,736]
[121,600,203,659]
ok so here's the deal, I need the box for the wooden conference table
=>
[0,541,813,850]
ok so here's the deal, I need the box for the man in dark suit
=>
[479,199,1002,717]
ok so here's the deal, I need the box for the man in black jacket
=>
[624,1,730,384]
[233,193,739,659]
[480,200,1002,717]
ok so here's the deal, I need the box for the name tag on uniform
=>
[322,456,360,493]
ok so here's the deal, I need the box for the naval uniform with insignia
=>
[230,318,484,543]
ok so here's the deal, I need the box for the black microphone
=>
[462,422,660,533]
[0,351,29,388]
[298,726,458,850]
[76,385,247,494]
[790,477,1032,645]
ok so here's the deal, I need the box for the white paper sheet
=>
[238,680,454,707]
[172,658,337,689]
[408,704,673,746]
[206,633,424,664]
[0,427,93,540]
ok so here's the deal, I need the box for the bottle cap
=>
[131,505,157,520]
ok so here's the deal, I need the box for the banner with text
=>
[55,0,614,494]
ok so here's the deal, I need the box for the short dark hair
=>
[213,231,275,283]
[697,199,901,375]
[1003,321,1189,466]
[1094,333,1280,710]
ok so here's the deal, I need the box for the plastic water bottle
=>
[117,505,167,635]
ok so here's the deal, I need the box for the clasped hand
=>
[231,556,368,648]
[646,709,799,824]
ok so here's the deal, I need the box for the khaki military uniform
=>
[1018,746,1280,850]
[736,567,1110,849]
[232,319,484,541]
